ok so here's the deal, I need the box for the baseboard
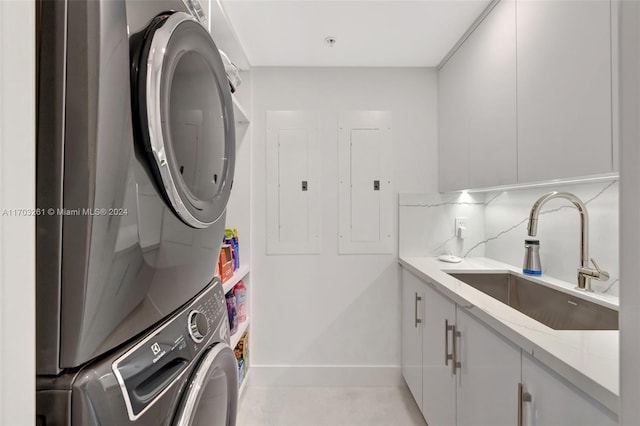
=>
[249,365,403,387]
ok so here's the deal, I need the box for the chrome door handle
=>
[452,326,462,375]
[518,383,532,426]
[445,320,454,365]
[414,293,422,328]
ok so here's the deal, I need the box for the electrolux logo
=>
[150,342,167,364]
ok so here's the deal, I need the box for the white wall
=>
[250,67,438,385]
[0,1,36,424]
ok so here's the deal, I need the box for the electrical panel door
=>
[338,111,392,254]
[266,111,320,254]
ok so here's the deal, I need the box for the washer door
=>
[174,343,239,426]
[130,11,235,228]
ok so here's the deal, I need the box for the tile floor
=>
[236,385,427,426]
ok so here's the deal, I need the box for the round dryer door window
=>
[174,343,239,426]
[130,11,235,228]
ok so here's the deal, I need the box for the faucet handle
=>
[590,258,610,281]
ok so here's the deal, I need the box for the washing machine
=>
[37,280,239,425]
[36,0,238,423]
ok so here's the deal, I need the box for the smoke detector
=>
[325,36,336,47]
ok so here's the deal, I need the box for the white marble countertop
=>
[399,256,619,415]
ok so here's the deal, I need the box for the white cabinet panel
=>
[350,129,381,242]
[277,129,309,243]
[438,0,517,191]
[266,111,320,254]
[401,268,424,411]
[421,280,456,426]
[338,111,392,254]
[517,0,613,182]
[456,308,521,426]
[439,0,616,190]
[438,39,470,192]
[521,353,618,426]
[466,0,517,188]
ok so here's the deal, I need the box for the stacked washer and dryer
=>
[36,0,238,424]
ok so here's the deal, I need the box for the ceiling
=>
[220,0,492,67]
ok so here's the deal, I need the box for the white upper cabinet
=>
[439,0,517,192]
[438,35,471,192]
[516,0,613,182]
[467,0,517,189]
[438,0,616,191]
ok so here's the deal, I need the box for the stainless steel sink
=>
[447,272,618,330]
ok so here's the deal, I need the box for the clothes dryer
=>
[36,0,235,374]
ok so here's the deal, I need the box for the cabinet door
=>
[438,42,470,192]
[517,0,612,182]
[456,308,521,426]
[438,0,517,191]
[521,353,618,426]
[401,268,424,410]
[422,281,456,426]
[465,0,517,189]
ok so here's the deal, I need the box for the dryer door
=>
[174,343,239,426]
[130,11,235,228]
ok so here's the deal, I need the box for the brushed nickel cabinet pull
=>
[445,320,454,365]
[518,382,532,426]
[454,328,462,373]
[451,325,459,375]
[414,292,422,328]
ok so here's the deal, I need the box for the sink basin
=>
[447,272,618,330]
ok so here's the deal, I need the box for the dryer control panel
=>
[111,279,228,421]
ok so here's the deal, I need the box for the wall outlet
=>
[455,217,468,239]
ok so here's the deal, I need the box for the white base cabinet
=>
[401,266,619,426]
[521,354,617,426]
[401,269,424,410]
[402,268,521,426]
[421,276,456,426]
[456,308,521,426]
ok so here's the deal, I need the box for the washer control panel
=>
[111,279,228,421]
[188,286,227,344]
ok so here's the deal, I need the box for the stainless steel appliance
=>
[36,0,237,423]
[36,0,234,374]
[37,281,239,425]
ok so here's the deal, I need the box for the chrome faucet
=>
[527,192,609,292]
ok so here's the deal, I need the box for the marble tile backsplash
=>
[399,192,487,258]
[399,179,619,296]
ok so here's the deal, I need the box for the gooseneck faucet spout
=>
[527,192,609,291]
